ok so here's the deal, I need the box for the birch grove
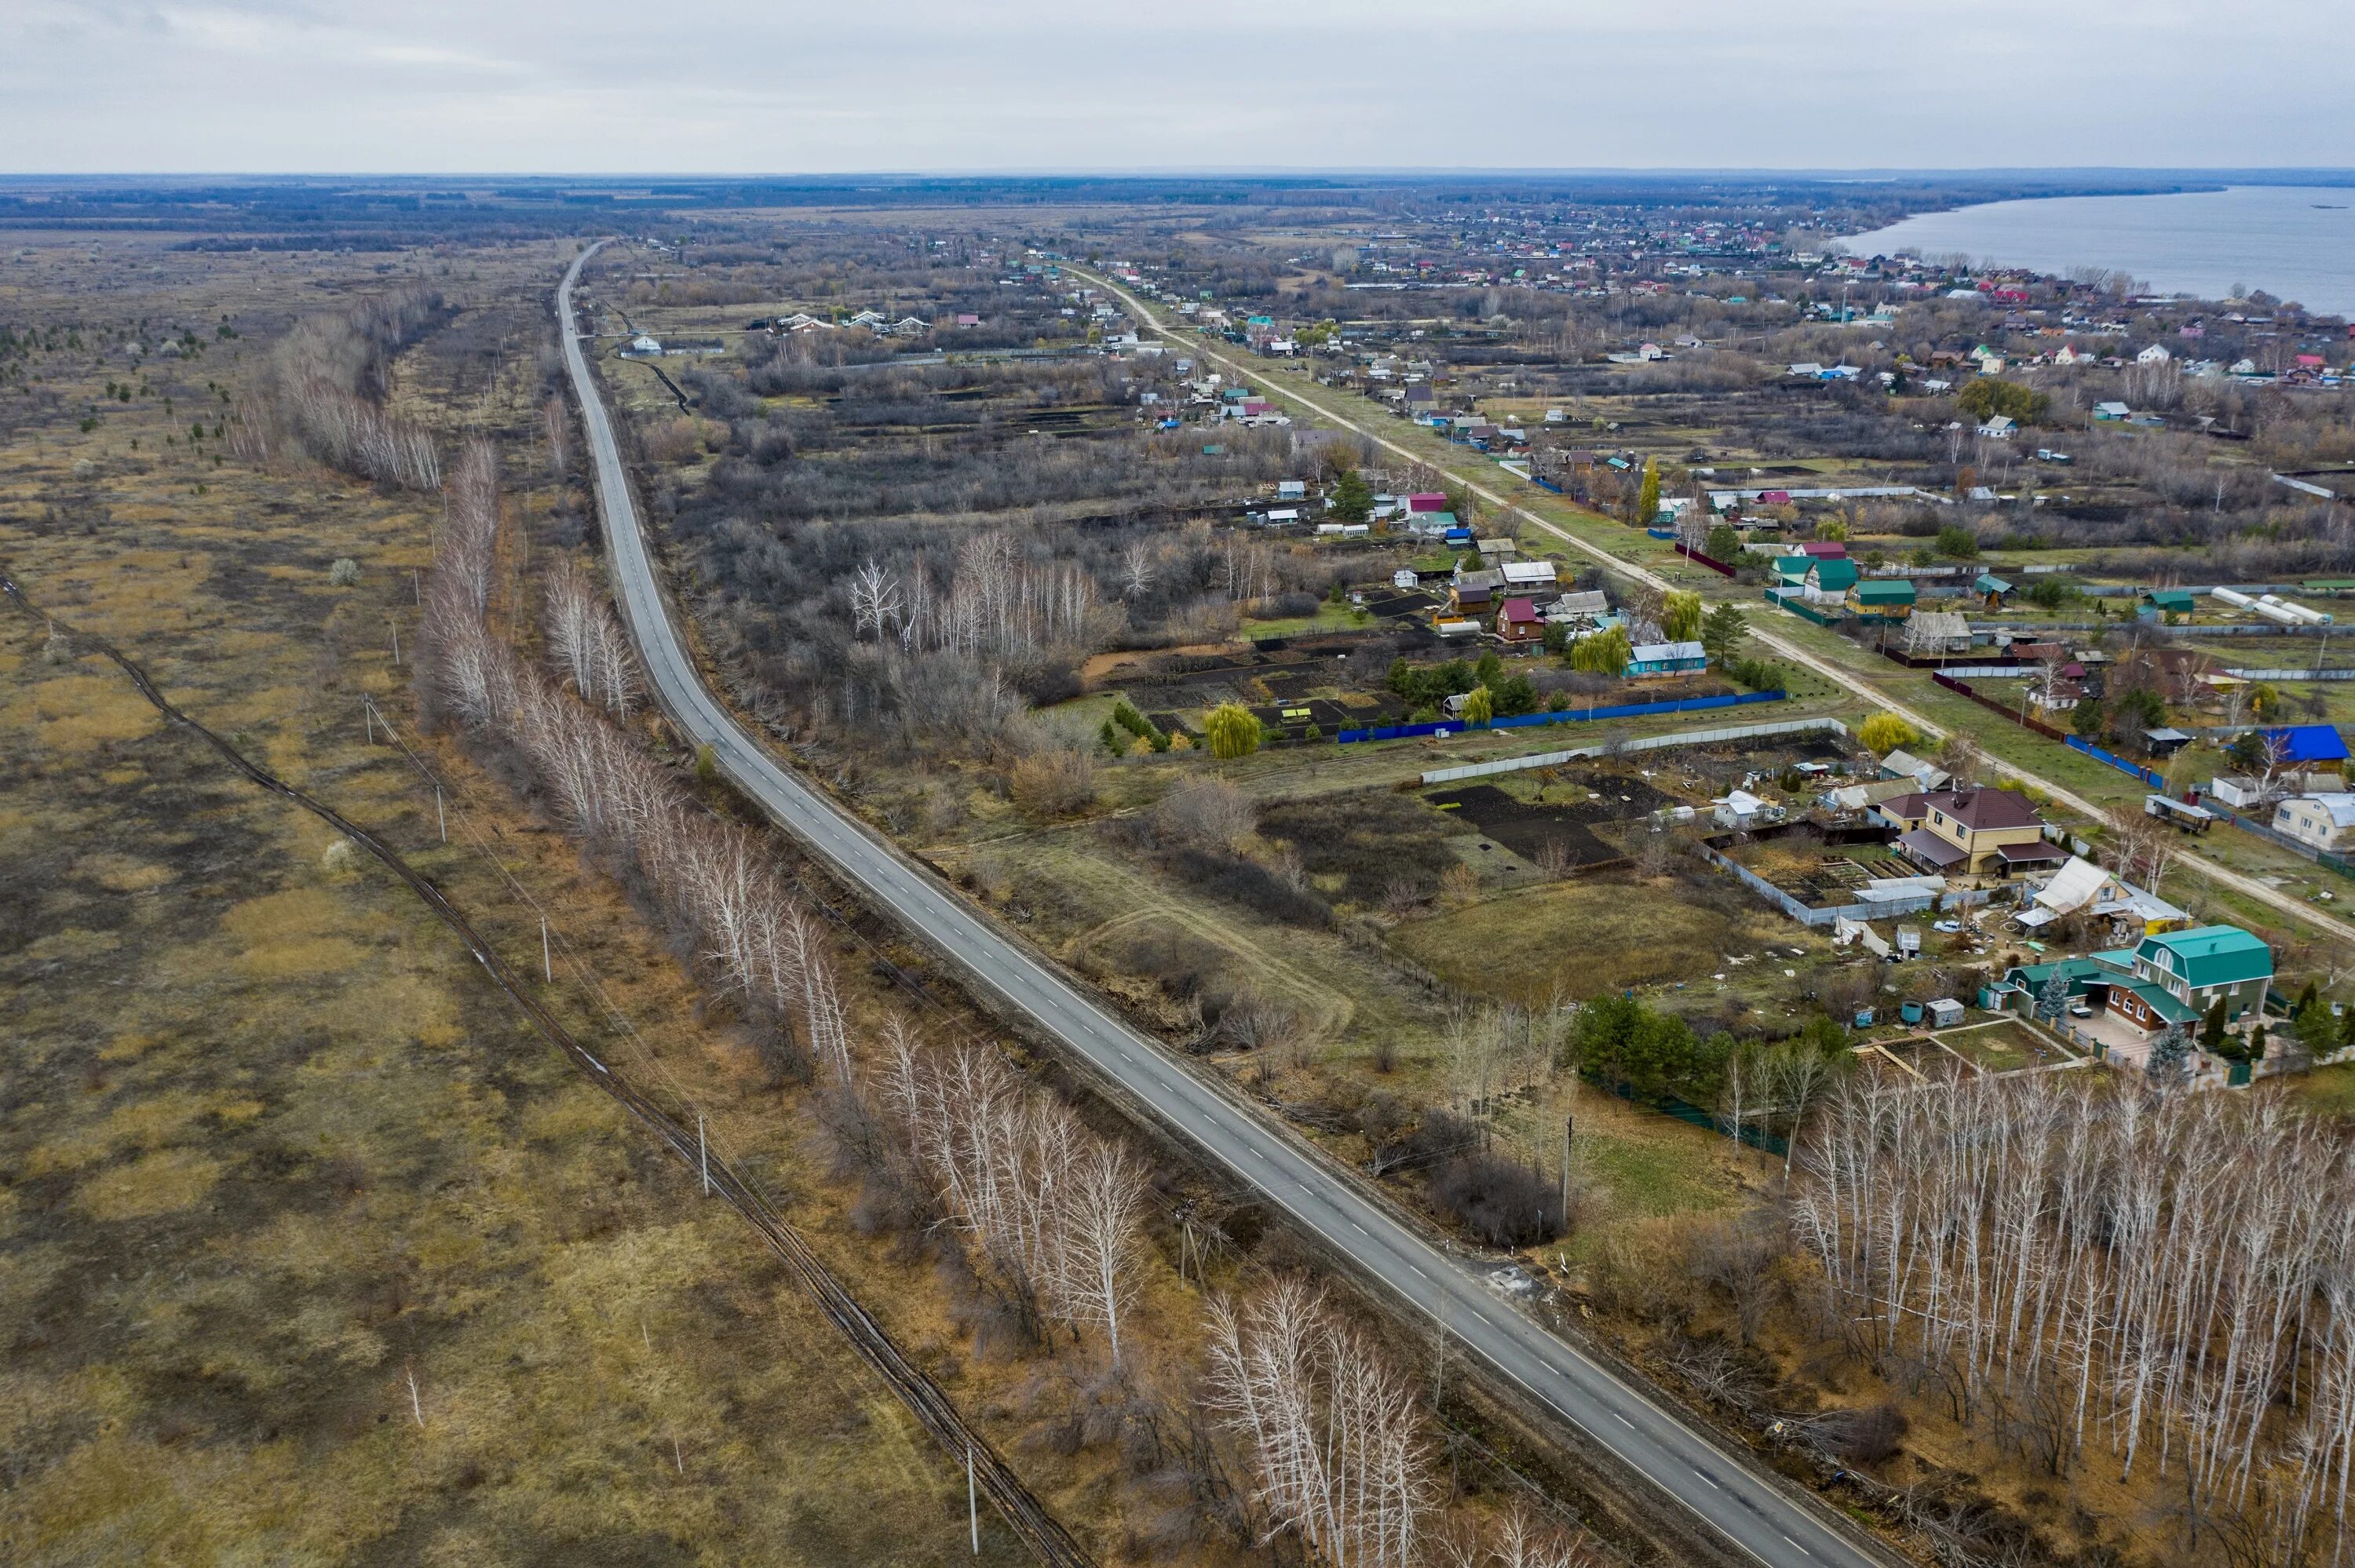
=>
[543,557,641,716]
[1792,1071,2355,1563]
[1203,1278,1438,1568]
[877,1026,1148,1365]
[271,286,447,490]
[418,442,849,1080]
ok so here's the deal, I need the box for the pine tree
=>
[1701,601,1748,666]
[2149,1023,2190,1087]
[2035,966,2072,1024]
[1328,467,1372,523]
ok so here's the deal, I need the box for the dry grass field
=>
[0,235,1084,1566]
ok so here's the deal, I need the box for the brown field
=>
[0,235,1110,1566]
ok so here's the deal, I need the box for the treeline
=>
[418,441,848,1081]
[423,439,1594,1568]
[1795,1072,2355,1564]
[252,284,447,487]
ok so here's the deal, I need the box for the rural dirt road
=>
[1074,266,2355,950]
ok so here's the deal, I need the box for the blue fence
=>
[1530,476,1564,494]
[1338,689,1785,745]
[2063,735,2167,787]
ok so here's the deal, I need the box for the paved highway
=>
[557,242,1889,1568]
[1070,266,2355,952]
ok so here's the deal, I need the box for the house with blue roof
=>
[2261,725,2349,766]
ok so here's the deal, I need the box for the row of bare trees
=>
[1793,1072,2355,1564]
[877,1023,1148,1366]
[544,558,641,716]
[418,442,849,1081]
[1204,1277,1438,1568]
[265,285,447,488]
[420,443,1584,1568]
[851,531,1109,659]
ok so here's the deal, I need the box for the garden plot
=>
[1426,780,1668,868]
[1930,1016,2078,1074]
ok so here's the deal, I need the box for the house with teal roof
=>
[1997,924,2273,1036]
[2130,925,2273,1021]
[1803,557,1859,603]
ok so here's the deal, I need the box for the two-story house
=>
[2123,924,2274,1025]
[1882,788,2065,877]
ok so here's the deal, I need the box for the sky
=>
[9,0,2355,174]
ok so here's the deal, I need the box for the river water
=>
[1841,185,2355,316]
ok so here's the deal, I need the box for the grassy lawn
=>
[1933,1018,2064,1074]
[1389,870,1814,1005]
[2292,1062,2355,1118]
[1243,603,1376,640]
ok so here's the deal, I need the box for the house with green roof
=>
[1974,571,2012,607]
[1803,557,1859,601]
[2142,588,2198,621]
[1997,925,2273,1035]
[1848,578,1917,618]
[2130,924,2273,1021]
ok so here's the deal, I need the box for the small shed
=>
[1974,572,2013,607]
[1927,998,1966,1029]
[2143,589,2198,618]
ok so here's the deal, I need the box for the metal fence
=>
[2063,735,2167,788]
[1694,840,1993,928]
[1419,716,1849,784]
[1338,687,1785,745]
[1674,542,1737,576]
[2225,668,2355,681]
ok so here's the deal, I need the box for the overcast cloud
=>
[8,0,2353,173]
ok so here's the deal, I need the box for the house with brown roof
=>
[1882,788,2065,877]
[1497,597,1545,643]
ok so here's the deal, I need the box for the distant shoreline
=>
[1837,185,2355,315]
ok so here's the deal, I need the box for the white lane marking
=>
[1615,1413,1636,1429]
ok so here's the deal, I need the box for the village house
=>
[1623,640,1707,678]
[1802,556,1859,604]
[1881,787,2062,876]
[2015,855,2188,939]
[1847,578,1917,618]
[2273,793,2355,854]
[1497,597,1546,644]
[1447,570,1503,617]
[2124,926,2273,1024]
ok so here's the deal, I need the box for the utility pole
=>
[388,617,400,666]
[967,1446,979,1555]
[436,786,446,844]
[1561,1114,1574,1222]
[363,699,374,745]
[541,917,552,983]
[699,1113,709,1196]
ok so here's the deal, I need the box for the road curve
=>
[557,242,1890,1568]
[1070,266,2355,951]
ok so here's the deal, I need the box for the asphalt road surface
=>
[557,242,1890,1568]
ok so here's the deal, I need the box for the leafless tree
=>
[848,556,904,643]
[1203,1278,1437,1567]
[1064,1140,1148,1369]
[1791,1071,2355,1555]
